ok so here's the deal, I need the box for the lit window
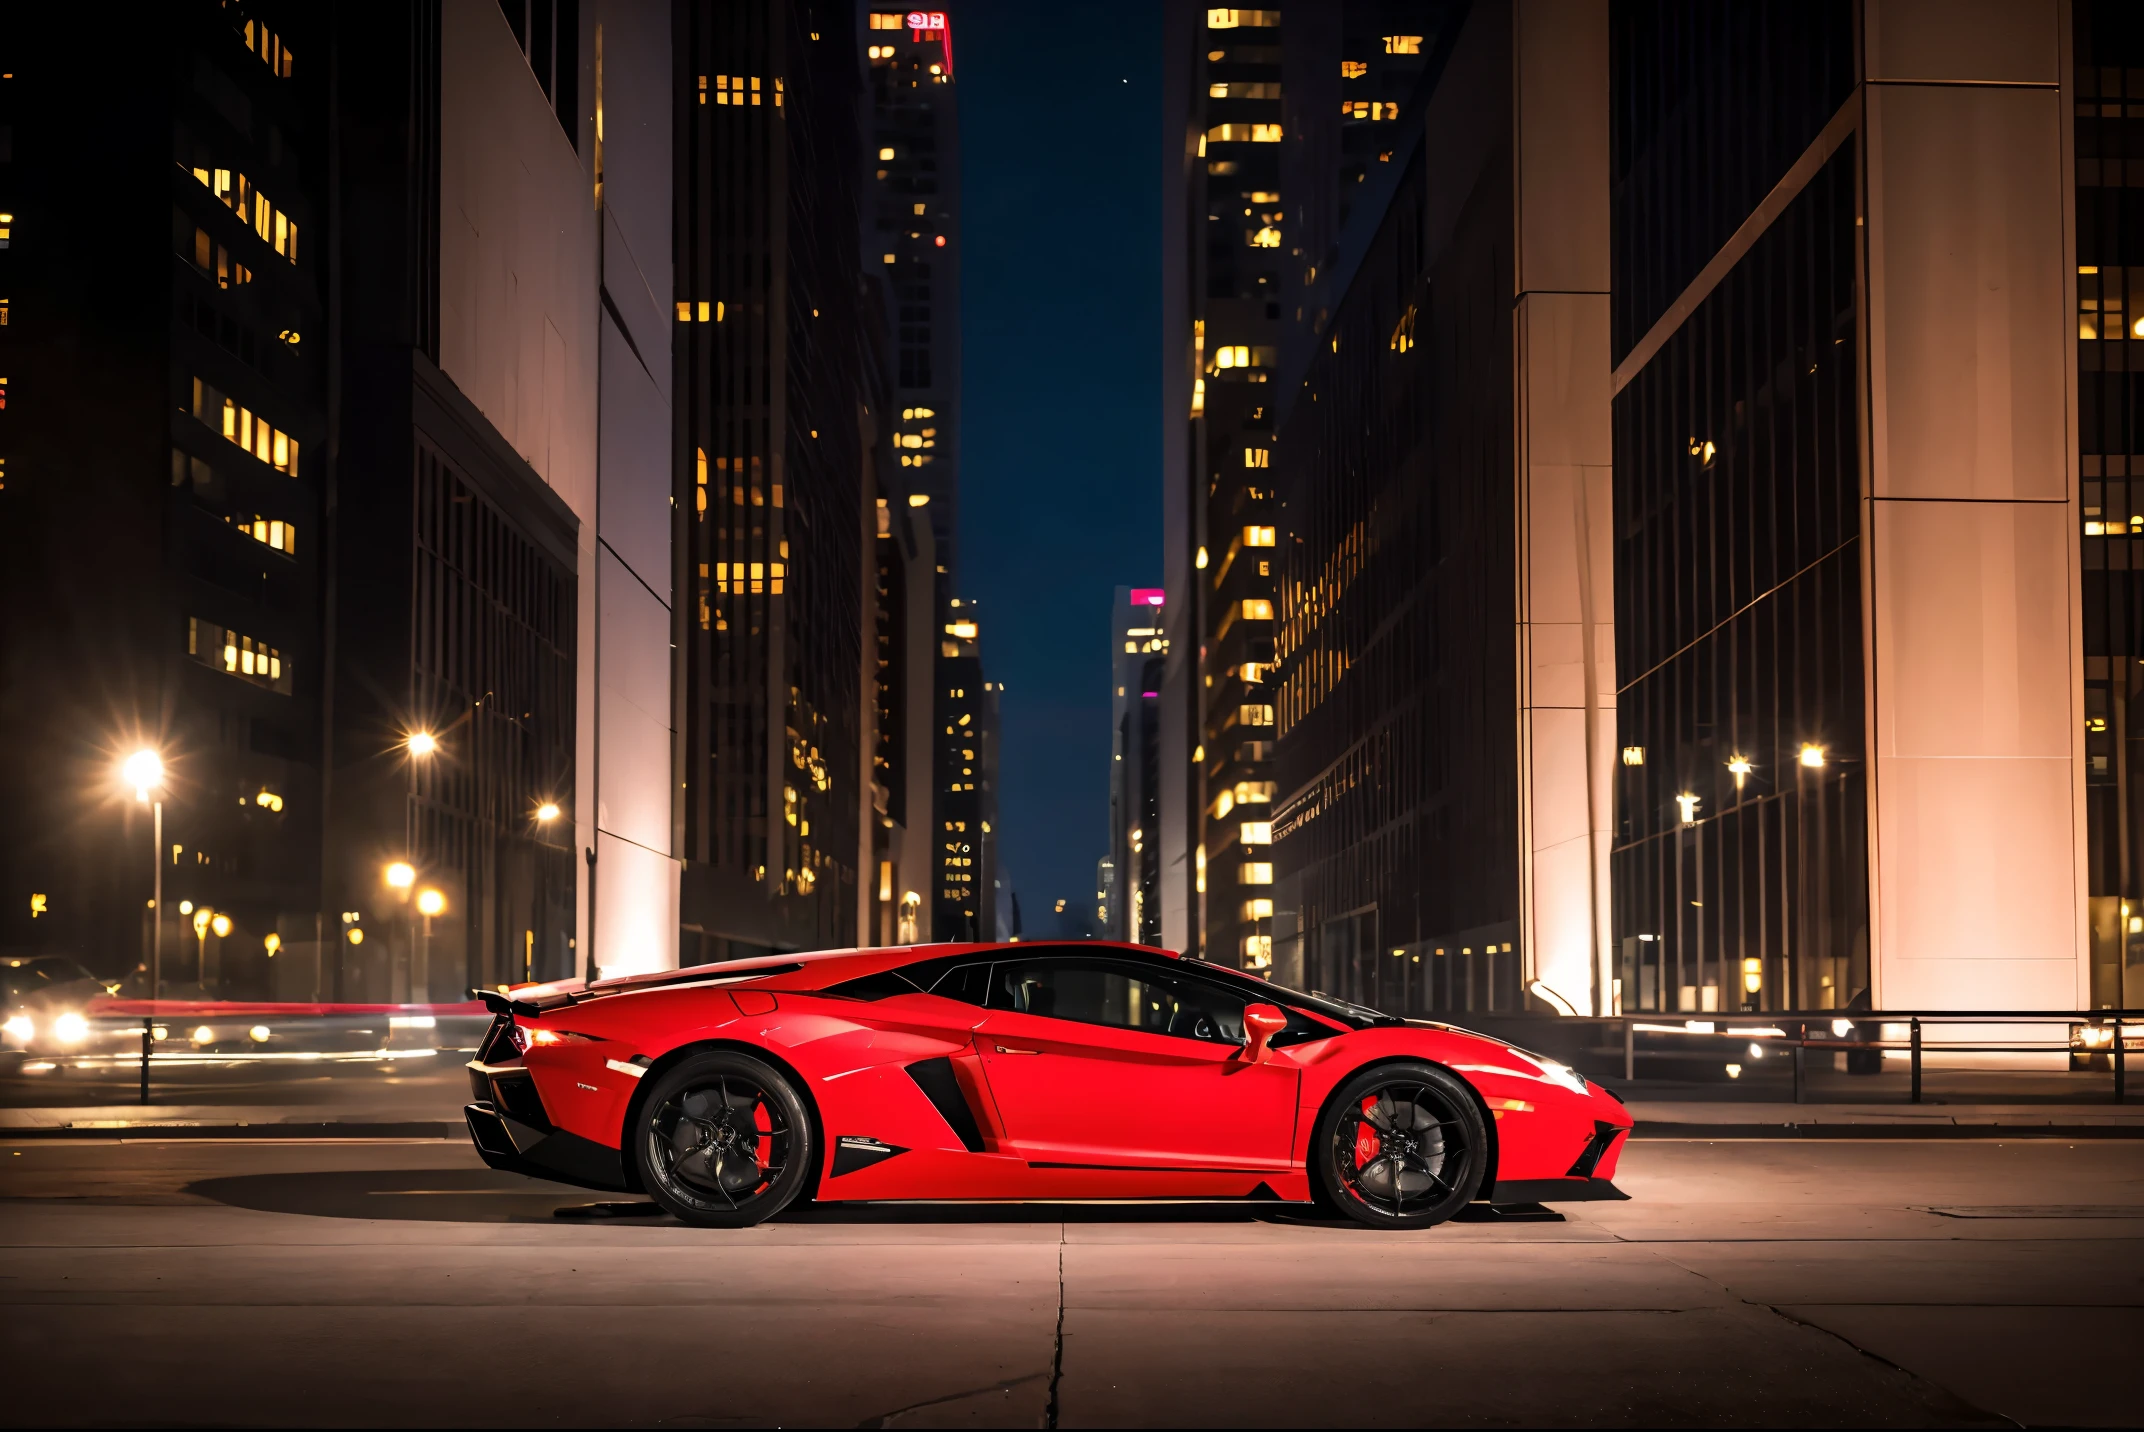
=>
[708,561,787,596]
[1234,780,1275,803]
[192,377,299,476]
[1244,898,1273,919]
[1244,524,1275,547]
[239,17,295,77]
[1621,745,1645,767]
[1205,122,1284,143]
[1209,81,1283,99]
[231,514,297,555]
[1239,862,1273,885]
[1238,704,1274,727]
[0,212,11,248]
[1243,447,1269,468]
[1240,820,1272,844]
[1250,226,1282,247]
[1213,344,1251,369]
[1341,60,1367,78]
[880,146,896,160]
[1243,934,1273,966]
[1384,34,1422,54]
[945,621,978,639]
[0,297,9,325]
[1241,598,1273,620]
[869,12,904,28]
[188,617,291,694]
[1207,8,1281,27]
[1341,100,1401,121]
[187,166,298,263]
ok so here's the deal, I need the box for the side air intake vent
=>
[905,1057,986,1152]
[1566,1120,1623,1179]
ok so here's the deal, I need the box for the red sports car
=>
[464,941,1631,1228]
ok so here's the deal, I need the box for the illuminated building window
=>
[0,377,7,410]
[709,561,786,595]
[1341,60,1367,78]
[1243,935,1273,966]
[1384,34,1423,54]
[1239,704,1274,727]
[1240,820,1272,844]
[1621,746,1645,767]
[192,228,253,289]
[238,17,295,77]
[192,377,300,476]
[230,514,297,555]
[1250,226,1282,247]
[1239,862,1273,885]
[1243,447,1269,468]
[187,166,299,262]
[1241,598,1273,620]
[0,297,9,324]
[188,617,291,694]
[869,12,905,28]
[0,211,12,247]
[1207,8,1281,27]
[674,300,724,322]
[710,74,782,108]
[1341,100,1401,121]
[1234,780,1276,803]
[1213,344,1250,369]
[1209,82,1282,99]
[1205,122,1284,144]
[1244,524,1276,547]
[1244,898,1274,920]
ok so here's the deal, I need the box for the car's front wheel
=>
[634,1051,814,1227]
[1312,1062,1488,1229]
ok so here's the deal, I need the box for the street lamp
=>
[384,861,415,891]
[121,749,166,1002]
[192,906,213,985]
[415,889,445,1004]
[535,802,561,823]
[406,730,438,757]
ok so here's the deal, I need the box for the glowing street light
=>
[210,913,231,938]
[406,730,439,757]
[1799,743,1827,769]
[122,749,164,800]
[535,802,561,823]
[119,747,170,1005]
[1726,755,1753,790]
[384,861,416,891]
[415,888,446,918]
[414,889,446,1005]
[1675,792,1701,825]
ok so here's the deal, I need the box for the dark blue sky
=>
[955,2,1162,929]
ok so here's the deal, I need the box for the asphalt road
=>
[1,1136,2139,1427]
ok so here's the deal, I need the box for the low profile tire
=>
[1312,1062,1488,1229]
[633,1052,814,1228]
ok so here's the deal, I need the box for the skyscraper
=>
[1108,586,1168,944]
[0,1,675,1000]
[861,7,961,579]
[934,598,998,940]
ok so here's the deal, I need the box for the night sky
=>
[956,2,1163,933]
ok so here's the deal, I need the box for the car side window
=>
[988,958,1248,1045]
[889,953,993,1006]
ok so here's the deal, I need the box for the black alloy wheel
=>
[1313,1062,1487,1229]
[634,1051,815,1228]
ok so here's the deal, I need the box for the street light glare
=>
[536,802,561,822]
[122,748,164,796]
[210,913,232,938]
[385,861,416,889]
[416,888,446,917]
[406,730,439,757]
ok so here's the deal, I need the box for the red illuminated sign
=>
[906,11,946,29]
[1131,588,1165,607]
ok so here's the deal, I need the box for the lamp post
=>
[122,750,165,1001]
[415,888,446,1003]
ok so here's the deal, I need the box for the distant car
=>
[465,942,1633,1229]
[0,956,108,1054]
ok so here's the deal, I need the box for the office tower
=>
[867,487,941,946]
[861,7,961,580]
[0,1,675,1001]
[934,599,997,940]
[675,0,877,962]
[1108,587,1169,944]
[1158,4,1289,970]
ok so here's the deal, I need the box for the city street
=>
[2,1134,2138,1427]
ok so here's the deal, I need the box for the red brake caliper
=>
[1354,1096,1380,1169]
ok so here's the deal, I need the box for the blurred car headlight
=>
[249,1025,271,1043]
[51,1012,88,1044]
[191,1026,215,1045]
[2,1014,33,1042]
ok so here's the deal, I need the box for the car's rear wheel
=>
[1313,1062,1487,1229]
[634,1052,814,1228]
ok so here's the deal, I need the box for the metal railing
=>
[1566,1009,2144,1103]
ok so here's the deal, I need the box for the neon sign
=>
[906,11,946,29]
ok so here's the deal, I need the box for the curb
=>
[0,1122,460,1140]
[1633,1121,2144,1139]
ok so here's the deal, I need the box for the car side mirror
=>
[1241,1003,1288,1064]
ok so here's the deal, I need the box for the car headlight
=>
[2,1014,33,1042]
[52,1012,88,1044]
[1522,1053,1590,1098]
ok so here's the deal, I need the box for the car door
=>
[969,955,1300,1171]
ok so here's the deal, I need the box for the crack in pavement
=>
[1046,1226,1066,1429]
[857,1370,1049,1429]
